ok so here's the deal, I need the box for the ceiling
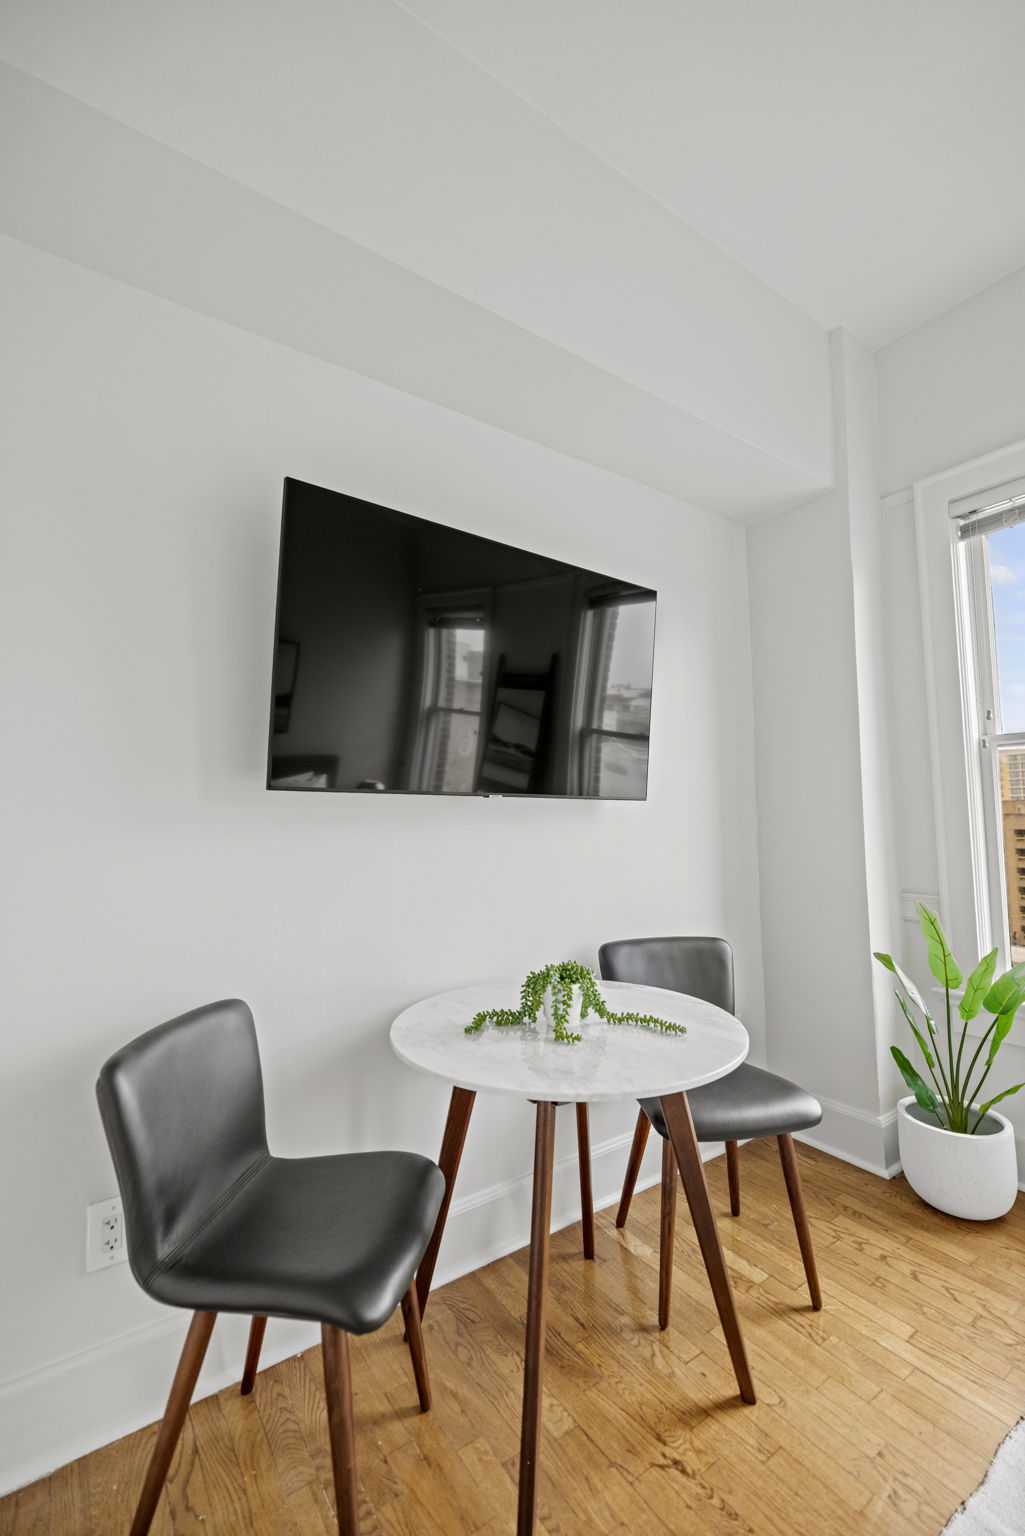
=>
[2,1,1022,522]
[2,0,1022,352]
[399,0,1025,348]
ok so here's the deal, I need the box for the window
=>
[955,483,1025,962]
[916,443,1025,981]
[575,593,655,798]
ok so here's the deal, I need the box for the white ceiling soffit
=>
[0,3,840,519]
[0,65,823,522]
[403,0,1025,349]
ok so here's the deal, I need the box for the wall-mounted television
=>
[267,478,656,799]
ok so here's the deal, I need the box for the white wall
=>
[0,234,765,1492]
[747,331,900,1174]
[876,265,1025,1176]
[877,263,1025,496]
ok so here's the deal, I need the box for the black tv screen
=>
[267,478,656,799]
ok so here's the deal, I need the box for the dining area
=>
[80,937,838,1536]
[6,926,1025,1535]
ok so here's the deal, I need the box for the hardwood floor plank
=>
[6,1476,50,1535]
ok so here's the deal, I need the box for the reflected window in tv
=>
[266,478,657,798]
[412,603,486,793]
[577,593,655,799]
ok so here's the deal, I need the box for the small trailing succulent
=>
[465,959,685,1044]
[874,902,1025,1134]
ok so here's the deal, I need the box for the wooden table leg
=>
[658,1136,677,1331]
[616,1107,650,1228]
[415,1085,476,1316]
[574,1103,595,1259]
[517,1101,557,1536]
[659,1092,756,1405]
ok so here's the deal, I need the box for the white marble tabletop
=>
[389,979,748,1103]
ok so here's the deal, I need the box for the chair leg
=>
[575,1103,596,1259]
[240,1316,267,1395]
[777,1133,823,1311]
[726,1140,741,1217]
[400,1281,432,1412]
[321,1324,360,1536]
[616,1107,651,1229]
[658,1136,677,1330]
[129,1311,216,1536]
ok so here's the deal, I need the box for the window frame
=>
[915,439,1025,1008]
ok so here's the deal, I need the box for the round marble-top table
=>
[390,978,755,1536]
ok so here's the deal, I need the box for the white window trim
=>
[915,438,1025,1029]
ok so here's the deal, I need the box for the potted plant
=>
[465,960,684,1044]
[874,904,1023,1219]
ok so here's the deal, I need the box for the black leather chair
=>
[96,999,445,1536]
[598,937,823,1328]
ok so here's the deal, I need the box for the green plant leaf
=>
[917,904,962,989]
[891,1045,941,1116]
[895,992,935,1069]
[973,1083,1024,1129]
[981,962,1025,1016]
[874,952,930,1016]
[986,987,1025,1065]
[959,948,999,1022]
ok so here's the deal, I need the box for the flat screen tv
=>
[267,478,656,798]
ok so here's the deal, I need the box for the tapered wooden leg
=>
[517,1101,557,1536]
[240,1316,267,1395]
[575,1103,596,1259]
[660,1092,756,1404]
[129,1311,216,1536]
[321,1324,360,1536]
[726,1140,741,1217]
[400,1281,432,1411]
[658,1136,677,1330]
[616,1107,651,1228]
[415,1086,476,1316]
[777,1133,823,1310]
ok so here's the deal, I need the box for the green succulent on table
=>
[465,959,685,1044]
[874,903,1025,1134]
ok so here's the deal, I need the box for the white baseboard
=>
[0,1122,695,1499]
[795,1094,1025,1192]
[794,1093,901,1179]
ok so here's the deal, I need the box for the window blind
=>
[956,493,1025,542]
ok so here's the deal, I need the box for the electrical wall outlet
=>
[85,1196,127,1272]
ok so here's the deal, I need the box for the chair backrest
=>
[598,936,735,1014]
[96,999,269,1284]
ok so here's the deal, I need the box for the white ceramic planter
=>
[540,982,600,1039]
[896,1096,1019,1220]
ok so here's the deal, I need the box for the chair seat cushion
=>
[145,1151,445,1335]
[641,1063,822,1143]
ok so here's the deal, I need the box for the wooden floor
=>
[4,1140,1024,1536]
